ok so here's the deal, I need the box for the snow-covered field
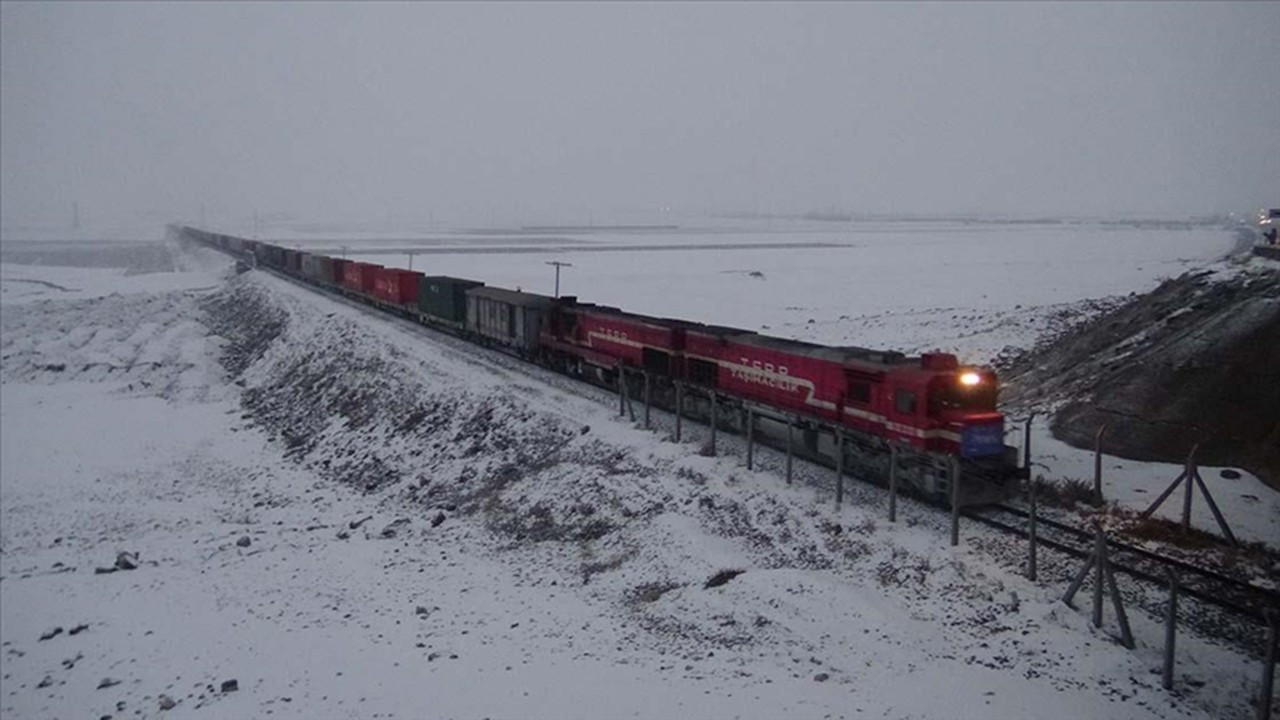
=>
[1,219,1276,720]
[225,217,1238,363]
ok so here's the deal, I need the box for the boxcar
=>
[300,253,321,281]
[316,256,336,285]
[466,286,554,352]
[418,276,484,325]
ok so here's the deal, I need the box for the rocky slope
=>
[999,254,1280,487]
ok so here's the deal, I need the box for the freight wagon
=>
[466,286,555,354]
[175,224,1023,506]
[418,276,484,328]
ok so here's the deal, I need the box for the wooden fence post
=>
[785,418,793,485]
[950,458,960,547]
[675,383,683,442]
[1163,569,1178,691]
[1259,609,1277,720]
[643,371,651,429]
[888,444,898,523]
[835,429,845,505]
[617,368,625,417]
[1093,424,1108,507]
[708,392,717,456]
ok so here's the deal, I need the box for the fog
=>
[2,2,1277,230]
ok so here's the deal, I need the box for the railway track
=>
[210,240,1280,627]
[966,504,1280,620]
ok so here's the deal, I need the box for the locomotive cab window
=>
[556,311,577,336]
[894,389,917,415]
[848,381,871,404]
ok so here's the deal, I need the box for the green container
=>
[418,275,484,324]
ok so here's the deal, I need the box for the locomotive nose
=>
[960,418,1005,458]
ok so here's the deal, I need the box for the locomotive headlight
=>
[959,371,982,387]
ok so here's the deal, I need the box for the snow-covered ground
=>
[1024,418,1280,551]
[217,217,1236,364]
[1,219,1275,720]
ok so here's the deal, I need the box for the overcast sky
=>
[2,2,1277,228]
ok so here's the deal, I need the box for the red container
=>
[389,269,422,305]
[373,268,421,305]
[358,263,382,293]
[341,261,365,291]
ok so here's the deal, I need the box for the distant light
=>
[960,372,982,386]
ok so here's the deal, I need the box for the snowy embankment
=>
[0,246,1266,720]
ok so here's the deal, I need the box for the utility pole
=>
[407,251,416,270]
[545,261,572,297]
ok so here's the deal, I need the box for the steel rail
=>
[190,232,1280,623]
[967,505,1278,619]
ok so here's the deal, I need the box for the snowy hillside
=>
[1,225,1275,720]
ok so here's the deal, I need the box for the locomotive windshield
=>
[930,374,997,413]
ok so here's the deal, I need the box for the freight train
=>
[174,225,1025,506]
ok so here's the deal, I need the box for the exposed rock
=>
[39,627,63,641]
[236,536,251,548]
[69,624,89,635]
[97,677,122,689]
[814,672,830,682]
[115,551,139,570]
[380,518,410,538]
[158,694,177,710]
[1002,263,1280,486]
[704,569,745,589]
[220,679,238,693]
[37,675,53,688]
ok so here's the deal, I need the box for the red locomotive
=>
[538,301,1015,502]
